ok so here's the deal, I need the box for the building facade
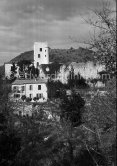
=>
[11,79,48,102]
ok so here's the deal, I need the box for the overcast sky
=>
[0,0,114,65]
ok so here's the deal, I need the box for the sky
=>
[0,0,114,65]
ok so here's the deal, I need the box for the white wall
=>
[12,83,48,102]
[55,62,105,84]
[25,83,48,100]
[5,63,12,78]
[73,62,105,79]
[34,42,49,68]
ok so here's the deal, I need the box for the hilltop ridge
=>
[1,47,95,77]
[9,47,95,64]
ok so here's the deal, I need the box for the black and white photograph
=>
[0,0,116,165]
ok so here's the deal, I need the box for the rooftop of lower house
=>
[12,78,48,85]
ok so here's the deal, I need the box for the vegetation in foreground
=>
[0,73,116,166]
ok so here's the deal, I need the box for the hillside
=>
[10,47,95,64]
[0,47,95,76]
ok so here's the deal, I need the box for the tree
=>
[85,0,116,73]
[67,72,89,89]
[60,92,85,127]
[47,80,65,99]
[17,60,32,72]
[83,78,116,166]
[0,84,21,166]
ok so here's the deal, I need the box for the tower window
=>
[29,85,33,90]
[40,48,42,52]
[37,62,39,67]
[45,50,46,52]
[45,55,46,57]
[38,85,41,90]
[38,54,40,58]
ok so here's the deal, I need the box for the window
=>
[38,85,41,90]
[38,54,40,58]
[40,93,43,98]
[36,94,39,98]
[29,94,33,98]
[13,86,17,90]
[29,85,33,90]
[37,62,39,67]
[14,94,20,98]
[21,86,25,91]
[13,86,17,91]
[13,86,18,92]
[45,50,46,52]
[37,93,43,98]
[45,55,46,57]
[40,48,42,51]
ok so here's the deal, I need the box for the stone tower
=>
[34,42,49,68]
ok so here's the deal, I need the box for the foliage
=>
[0,71,116,166]
[21,95,26,101]
[86,1,116,73]
[47,80,65,99]
[60,92,85,127]
[10,63,17,81]
[68,70,89,89]
[26,97,32,102]
[0,100,21,166]
[17,60,32,72]
[33,97,39,102]
[83,78,116,166]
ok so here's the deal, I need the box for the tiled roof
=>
[12,79,47,85]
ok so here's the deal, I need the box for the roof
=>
[4,62,12,64]
[98,70,109,74]
[12,79,47,85]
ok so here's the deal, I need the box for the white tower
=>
[34,42,49,68]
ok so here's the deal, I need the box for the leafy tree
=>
[0,89,21,166]
[83,78,116,166]
[17,60,32,72]
[33,97,38,102]
[35,68,39,77]
[13,106,56,166]
[47,80,65,99]
[85,0,116,73]
[60,92,85,127]
[68,71,89,89]
[26,97,31,102]
[21,95,26,101]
